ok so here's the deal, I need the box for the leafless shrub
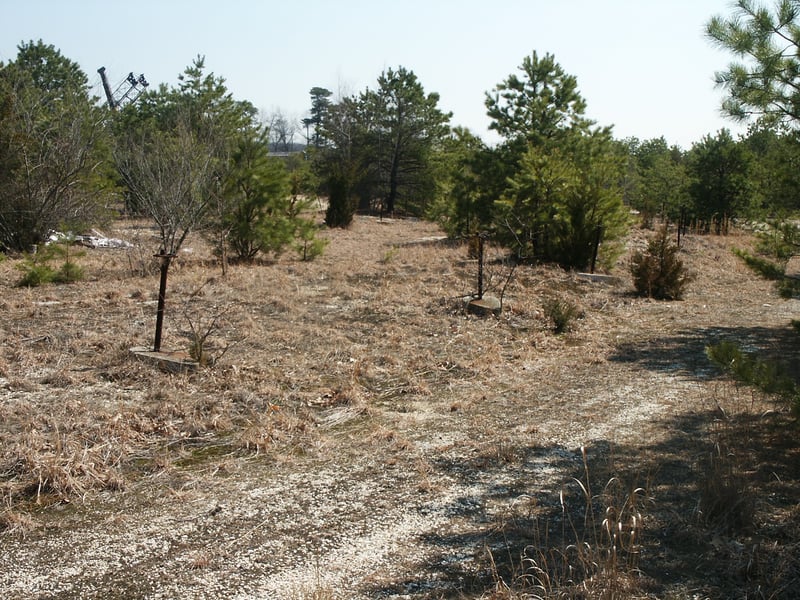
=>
[181,279,243,366]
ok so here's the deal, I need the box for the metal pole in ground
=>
[153,253,174,352]
[477,232,486,299]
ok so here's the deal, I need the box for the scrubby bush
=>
[15,255,57,287]
[777,277,800,299]
[755,220,799,260]
[732,248,784,280]
[707,340,799,415]
[543,297,580,334]
[15,242,85,287]
[295,225,328,261]
[0,42,110,253]
[732,247,800,298]
[325,172,358,228]
[631,227,692,300]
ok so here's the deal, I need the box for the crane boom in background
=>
[98,66,149,110]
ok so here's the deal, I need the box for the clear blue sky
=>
[2,0,747,149]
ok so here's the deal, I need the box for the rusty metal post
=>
[477,232,486,299]
[153,253,174,352]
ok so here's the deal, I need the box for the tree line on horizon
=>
[2,0,800,274]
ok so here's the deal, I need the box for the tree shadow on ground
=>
[608,324,800,382]
[366,320,800,598]
[368,408,800,599]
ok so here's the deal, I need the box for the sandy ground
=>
[1,216,798,598]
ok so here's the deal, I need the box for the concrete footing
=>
[130,347,199,373]
[466,295,502,317]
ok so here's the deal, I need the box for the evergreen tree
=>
[427,127,498,237]
[486,51,590,153]
[498,128,628,269]
[361,67,451,215]
[707,0,800,127]
[743,125,800,217]
[481,51,629,269]
[314,68,450,222]
[631,226,692,300]
[687,129,752,233]
[308,86,332,147]
[628,137,690,227]
[223,129,297,261]
[317,96,366,227]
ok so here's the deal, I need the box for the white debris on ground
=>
[47,229,134,249]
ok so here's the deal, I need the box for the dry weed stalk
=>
[489,447,650,599]
[0,507,35,536]
[696,383,759,534]
[180,278,246,366]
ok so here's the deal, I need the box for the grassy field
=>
[1,213,798,598]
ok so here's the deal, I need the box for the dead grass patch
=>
[0,218,798,598]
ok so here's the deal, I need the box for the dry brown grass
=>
[0,216,798,598]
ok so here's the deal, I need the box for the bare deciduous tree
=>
[114,114,216,351]
[115,118,215,256]
[264,108,297,153]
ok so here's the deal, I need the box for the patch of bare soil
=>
[1,215,799,599]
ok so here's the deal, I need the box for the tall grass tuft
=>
[697,441,754,534]
[492,447,649,599]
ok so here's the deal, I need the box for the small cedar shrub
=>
[15,242,85,287]
[543,297,580,334]
[16,261,57,287]
[631,227,692,300]
[325,173,358,228]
